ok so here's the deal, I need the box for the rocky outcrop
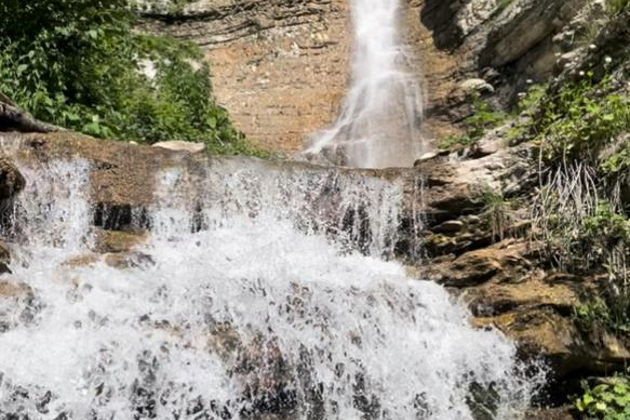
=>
[411,119,629,415]
[418,0,611,134]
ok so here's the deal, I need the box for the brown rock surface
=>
[0,280,30,298]
[140,0,352,153]
[94,229,148,254]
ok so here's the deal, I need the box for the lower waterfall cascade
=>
[0,149,545,419]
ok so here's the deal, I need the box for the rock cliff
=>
[138,0,352,153]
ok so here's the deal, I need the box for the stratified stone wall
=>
[141,0,352,154]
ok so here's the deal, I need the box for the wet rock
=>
[527,406,575,420]
[474,308,581,374]
[94,229,148,254]
[152,141,206,154]
[0,240,11,274]
[0,280,30,298]
[104,251,155,269]
[0,156,25,203]
[432,220,465,234]
[62,253,100,268]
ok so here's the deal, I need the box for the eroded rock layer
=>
[140,0,352,153]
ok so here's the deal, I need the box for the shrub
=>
[535,76,630,166]
[575,375,630,419]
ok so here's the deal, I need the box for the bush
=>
[535,75,630,166]
[575,375,630,419]
[0,0,267,156]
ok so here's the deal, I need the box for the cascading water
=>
[0,148,544,419]
[304,0,425,169]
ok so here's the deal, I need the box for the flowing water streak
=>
[0,154,543,419]
[304,0,425,169]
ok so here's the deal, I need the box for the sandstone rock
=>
[416,151,439,163]
[94,229,148,254]
[152,141,206,154]
[414,141,535,226]
[139,0,353,153]
[473,308,581,374]
[471,136,500,157]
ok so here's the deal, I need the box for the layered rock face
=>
[139,0,353,153]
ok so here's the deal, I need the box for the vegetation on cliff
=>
[0,0,265,156]
[431,3,629,415]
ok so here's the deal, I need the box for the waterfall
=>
[0,151,544,419]
[304,0,425,169]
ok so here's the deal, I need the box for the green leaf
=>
[595,401,608,411]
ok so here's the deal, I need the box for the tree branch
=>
[0,96,66,133]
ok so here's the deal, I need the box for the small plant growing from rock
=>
[575,374,630,419]
[439,95,507,150]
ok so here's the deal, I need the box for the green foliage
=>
[535,76,630,166]
[575,375,630,419]
[476,188,514,241]
[438,133,476,150]
[582,202,630,246]
[0,0,267,156]
[607,0,630,15]
[438,96,507,150]
[517,84,547,117]
[464,96,508,140]
[574,299,612,332]
[601,142,630,177]
[496,0,516,12]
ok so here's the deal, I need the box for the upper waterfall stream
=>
[304,0,425,169]
[0,148,543,419]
